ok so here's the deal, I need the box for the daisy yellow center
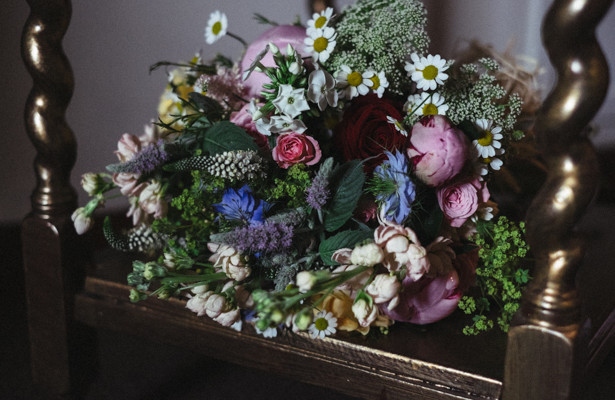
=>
[314,317,328,331]
[422,65,438,80]
[347,71,363,87]
[482,157,492,163]
[314,37,329,53]
[478,130,494,146]
[315,16,327,28]
[423,103,438,115]
[370,75,380,90]
[212,21,222,35]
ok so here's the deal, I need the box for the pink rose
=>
[272,133,321,168]
[381,270,462,325]
[438,178,489,228]
[408,115,468,187]
[240,25,307,99]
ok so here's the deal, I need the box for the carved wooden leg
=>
[21,0,95,397]
[503,0,613,399]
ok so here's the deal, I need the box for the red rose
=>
[272,133,322,169]
[333,94,410,173]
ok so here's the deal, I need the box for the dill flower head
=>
[326,0,429,95]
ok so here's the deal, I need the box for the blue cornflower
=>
[213,185,270,225]
[372,151,416,224]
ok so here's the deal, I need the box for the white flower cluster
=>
[204,150,265,181]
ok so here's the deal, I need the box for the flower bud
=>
[293,311,313,331]
[71,207,94,235]
[81,173,104,196]
[352,298,378,327]
[350,242,384,267]
[268,42,280,55]
[296,271,317,293]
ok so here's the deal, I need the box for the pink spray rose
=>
[408,115,468,187]
[272,133,321,168]
[240,25,307,99]
[437,178,489,228]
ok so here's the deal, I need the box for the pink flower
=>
[381,270,462,325]
[240,25,307,99]
[374,222,429,280]
[408,115,468,187]
[365,274,401,310]
[138,181,168,219]
[437,178,489,228]
[272,133,321,168]
[115,133,141,163]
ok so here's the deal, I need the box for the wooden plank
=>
[75,273,503,400]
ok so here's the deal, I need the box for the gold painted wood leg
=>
[503,0,613,399]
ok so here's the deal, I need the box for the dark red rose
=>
[333,94,410,173]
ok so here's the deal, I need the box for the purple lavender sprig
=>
[107,140,169,175]
[305,157,333,210]
[211,222,294,254]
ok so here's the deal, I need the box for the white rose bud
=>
[366,274,400,310]
[186,290,213,317]
[350,242,384,267]
[71,207,94,235]
[213,308,241,327]
[205,293,227,319]
[296,271,317,293]
[352,298,378,327]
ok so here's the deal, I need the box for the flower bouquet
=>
[74,0,533,339]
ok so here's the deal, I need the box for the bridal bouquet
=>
[74,0,532,338]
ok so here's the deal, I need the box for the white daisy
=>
[272,84,310,118]
[304,27,337,64]
[473,119,504,158]
[365,70,389,98]
[405,53,449,90]
[308,310,337,339]
[386,116,408,137]
[205,10,228,45]
[307,68,338,111]
[306,7,334,35]
[269,115,307,134]
[405,92,449,116]
[336,65,372,99]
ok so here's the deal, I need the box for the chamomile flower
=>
[336,65,372,99]
[304,27,337,63]
[405,92,449,116]
[309,310,337,339]
[405,53,449,90]
[365,70,389,98]
[473,119,503,158]
[386,116,408,137]
[272,84,310,118]
[306,7,334,35]
[205,11,228,45]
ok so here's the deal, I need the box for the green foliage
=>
[460,216,530,335]
[265,163,312,208]
[203,121,259,155]
[324,160,366,232]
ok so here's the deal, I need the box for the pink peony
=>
[381,270,462,325]
[272,133,321,168]
[408,115,468,187]
[437,178,489,228]
[240,25,307,99]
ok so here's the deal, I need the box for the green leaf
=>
[202,121,258,155]
[323,160,365,232]
[188,92,224,120]
[319,229,373,265]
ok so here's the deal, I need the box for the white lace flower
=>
[365,70,389,98]
[272,84,310,118]
[406,92,449,116]
[473,119,504,158]
[309,310,337,339]
[405,53,449,90]
[306,7,334,35]
[304,27,337,64]
[386,116,408,137]
[205,10,228,45]
[269,115,307,134]
[336,65,372,99]
[307,68,338,111]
